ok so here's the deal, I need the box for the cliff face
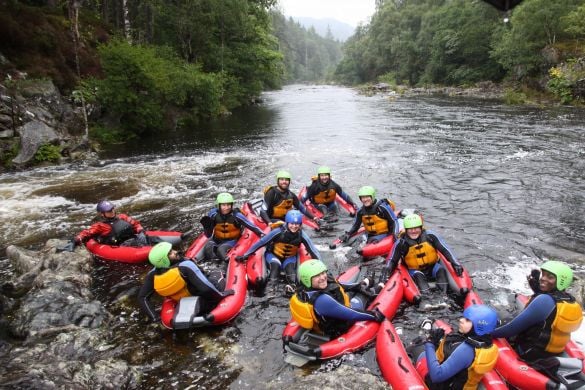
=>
[0,3,107,170]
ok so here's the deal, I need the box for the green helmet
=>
[541,260,573,291]
[403,214,423,229]
[216,192,234,205]
[358,185,376,199]
[317,166,331,175]
[299,259,328,288]
[276,170,292,181]
[148,242,172,268]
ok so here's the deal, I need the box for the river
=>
[0,85,584,388]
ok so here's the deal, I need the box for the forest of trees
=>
[1,0,584,141]
[335,0,585,104]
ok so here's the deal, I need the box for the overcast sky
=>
[277,0,376,27]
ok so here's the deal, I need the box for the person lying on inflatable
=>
[338,185,399,245]
[289,259,384,338]
[491,260,583,362]
[236,210,320,293]
[300,166,358,218]
[195,192,264,262]
[66,200,148,251]
[422,304,499,389]
[379,213,464,293]
[138,242,234,323]
[260,169,320,226]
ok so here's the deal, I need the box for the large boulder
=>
[12,120,60,165]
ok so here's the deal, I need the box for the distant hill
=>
[291,17,355,42]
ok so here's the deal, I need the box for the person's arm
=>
[379,240,406,282]
[491,294,556,338]
[427,231,461,268]
[260,189,274,224]
[313,293,378,322]
[301,231,321,260]
[425,342,475,384]
[137,271,159,322]
[293,194,315,220]
[180,262,225,302]
[119,214,144,234]
[241,228,279,257]
[380,203,399,237]
[336,183,356,208]
[234,211,264,236]
[345,209,363,236]
[75,222,109,244]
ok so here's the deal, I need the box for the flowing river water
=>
[0,85,584,388]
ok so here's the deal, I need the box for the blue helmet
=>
[285,210,303,225]
[463,304,498,336]
[96,200,115,213]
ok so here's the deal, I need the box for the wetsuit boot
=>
[412,271,431,294]
[283,263,297,295]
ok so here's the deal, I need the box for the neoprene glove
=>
[379,265,395,284]
[528,269,541,294]
[426,328,445,347]
[235,255,249,263]
[453,264,464,277]
[367,308,385,323]
[222,289,235,297]
[340,233,350,243]
[57,239,78,253]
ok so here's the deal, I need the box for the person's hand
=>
[453,264,464,277]
[235,255,249,263]
[339,233,350,243]
[527,269,541,293]
[222,289,235,297]
[57,239,78,253]
[314,218,322,226]
[426,328,445,347]
[367,308,385,323]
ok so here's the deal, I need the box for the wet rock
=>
[12,120,60,165]
[267,365,387,390]
[0,240,139,388]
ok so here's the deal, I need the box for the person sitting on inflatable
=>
[300,166,358,218]
[138,242,234,323]
[491,260,583,362]
[379,213,464,293]
[290,259,385,338]
[260,170,320,226]
[421,304,499,389]
[195,192,264,262]
[236,210,320,293]
[338,185,399,245]
[68,200,148,251]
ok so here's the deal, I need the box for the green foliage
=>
[85,40,224,135]
[89,125,135,144]
[1,142,19,168]
[33,144,61,164]
[503,89,527,105]
[563,3,585,37]
[490,0,582,78]
[547,61,585,104]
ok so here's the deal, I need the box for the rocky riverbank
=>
[0,77,96,172]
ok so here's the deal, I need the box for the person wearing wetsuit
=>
[491,260,583,362]
[236,210,320,291]
[300,166,358,217]
[339,185,399,244]
[74,200,148,248]
[260,169,319,226]
[196,192,264,262]
[289,259,384,338]
[138,242,234,322]
[421,304,499,389]
[380,213,464,293]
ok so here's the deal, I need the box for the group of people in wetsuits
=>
[68,166,583,390]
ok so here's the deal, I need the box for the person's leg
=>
[216,240,236,261]
[432,263,448,293]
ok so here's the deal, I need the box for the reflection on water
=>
[1,85,585,387]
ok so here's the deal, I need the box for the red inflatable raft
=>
[159,226,260,329]
[85,230,183,264]
[298,186,357,218]
[464,290,585,389]
[282,266,403,363]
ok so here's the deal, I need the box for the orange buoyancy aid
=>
[153,268,191,301]
[403,239,439,270]
[362,213,389,235]
[212,212,242,240]
[290,282,350,333]
[264,185,294,219]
